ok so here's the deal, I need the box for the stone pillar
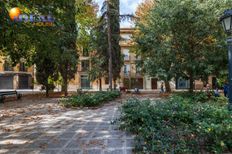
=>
[145,76,152,90]
[13,74,19,90]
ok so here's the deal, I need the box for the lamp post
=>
[220,9,232,111]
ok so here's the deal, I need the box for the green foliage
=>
[88,55,106,82]
[174,92,229,105]
[174,92,210,102]
[96,0,122,87]
[61,91,121,107]
[119,96,232,153]
[135,0,232,92]
[0,0,98,96]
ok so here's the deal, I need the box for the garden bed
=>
[61,91,121,108]
[118,93,232,153]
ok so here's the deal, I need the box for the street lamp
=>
[220,9,232,110]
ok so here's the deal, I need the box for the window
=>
[177,78,190,89]
[105,77,109,84]
[4,61,13,71]
[81,60,89,71]
[124,64,130,75]
[83,48,89,57]
[81,75,90,89]
[136,65,142,74]
[123,49,130,61]
[121,34,132,40]
[19,63,27,72]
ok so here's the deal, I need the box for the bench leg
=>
[0,96,5,103]
[17,94,22,100]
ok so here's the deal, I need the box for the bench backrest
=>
[0,91,17,95]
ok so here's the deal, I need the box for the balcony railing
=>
[124,55,130,61]
[124,71,130,76]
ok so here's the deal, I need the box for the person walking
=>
[223,83,229,97]
[160,82,164,93]
[214,87,220,97]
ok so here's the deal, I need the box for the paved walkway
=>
[0,98,134,154]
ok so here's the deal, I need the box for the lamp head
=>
[220,9,232,35]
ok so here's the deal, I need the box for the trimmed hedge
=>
[61,91,121,107]
[119,95,232,153]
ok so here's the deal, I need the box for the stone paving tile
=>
[65,139,89,149]
[126,139,135,147]
[96,125,110,131]
[107,139,125,148]
[104,149,124,154]
[39,150,59,154]
[58,132,76,139]
[75,132,93,139]
[87,139,106,149]
[24,132,44,140]
[17,149,41,154]
[0,98,135,154]
[0,149,20,154]
[47,139,68,149]
[60,149,82,154]
[84,148,102,154]
[126,149,134,154]
[25,139,50,149]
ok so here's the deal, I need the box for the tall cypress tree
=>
[97,0,122,90]
[56,0,78,96]
[110,0,122,89]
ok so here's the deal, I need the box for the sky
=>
[94,0,144,28]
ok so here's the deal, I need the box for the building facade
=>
[72,28,161,91]
[119,28,159,90]
[0,28,214,91]
[73,28,214,91]
[0,57,34,90]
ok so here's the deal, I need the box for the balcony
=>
[81,60,89,72]
[124,71,130,76]
[124,55,130,61]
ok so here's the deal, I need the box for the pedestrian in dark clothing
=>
[223,84,229,97]
[160,82,164,93]
[214,88,220,97]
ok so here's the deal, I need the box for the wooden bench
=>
[0,91,22,103]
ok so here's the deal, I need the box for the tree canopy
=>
[135,0,232,92]
[0,0,97,95]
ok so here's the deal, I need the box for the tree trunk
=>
[107,0,113,91]
[64,77,68,97]
[99,78,102,91]
[113,79,117,90]
[165,81,171,93]
[189,75,194,93]
[45,84,49,97]
[62,73,68,96]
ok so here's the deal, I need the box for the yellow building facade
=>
[73,28,215,91]
[72,28,159,91]
[0,28,214,91]
[0,57,34,89]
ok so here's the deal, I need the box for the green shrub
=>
[174,91,210,102]
[61,91,121,107]
[119,96,232,153]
